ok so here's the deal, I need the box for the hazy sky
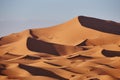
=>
[0,0,120,37]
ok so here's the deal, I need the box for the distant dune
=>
[0,16,120,80]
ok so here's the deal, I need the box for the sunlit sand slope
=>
[0,16,120,80]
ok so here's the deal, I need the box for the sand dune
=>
[0,16,120,80]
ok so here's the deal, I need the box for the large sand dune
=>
[0,16,120,80]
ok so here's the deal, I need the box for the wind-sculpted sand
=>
[0,16,120,80]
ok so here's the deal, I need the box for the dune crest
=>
[0,16,120,80]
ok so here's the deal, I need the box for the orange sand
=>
[0,16,120,80]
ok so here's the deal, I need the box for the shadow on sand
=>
[78,16,120,35]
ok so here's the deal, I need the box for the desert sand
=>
[0,16,120,80]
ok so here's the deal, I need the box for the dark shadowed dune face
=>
[27,37,59,55]
[78,16,120,35]
[102,50,120,57]
[19,64,67,80]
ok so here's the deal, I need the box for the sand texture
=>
[0,16,120,80]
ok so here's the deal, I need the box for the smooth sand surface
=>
[0,16,120,80]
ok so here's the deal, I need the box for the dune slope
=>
[0,16,120,80]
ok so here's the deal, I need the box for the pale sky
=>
[0,0,120,37]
